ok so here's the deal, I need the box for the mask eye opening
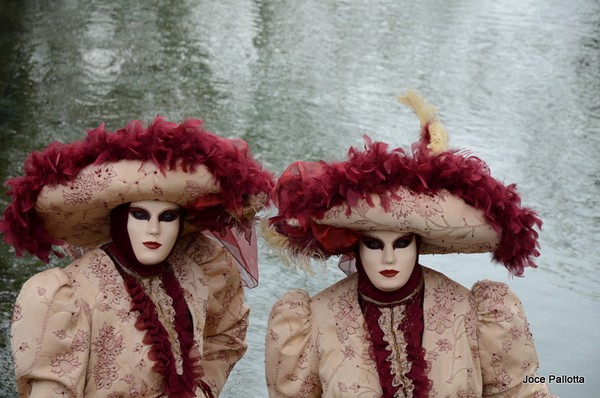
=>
[129,206,151,221]
[360,235,385,250]
[158,208,180,222]
[392,233,414,249]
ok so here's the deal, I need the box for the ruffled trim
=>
[400,288,430,397]
[271,136,542,275]
[359,265,431,397]
[1,117,274,262]
[105,247,205,398]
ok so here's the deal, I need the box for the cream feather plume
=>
[397,90,449,154]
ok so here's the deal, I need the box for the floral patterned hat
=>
[1,117,274,285]
[266,91,541,276]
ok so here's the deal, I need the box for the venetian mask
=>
[127,200,181,265]
[358,231,417,292]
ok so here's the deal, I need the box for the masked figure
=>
[264,91,554,397]
[1,117,274,397]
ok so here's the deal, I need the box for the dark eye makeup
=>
[361,236,384,250]
[393,235,413,249]
[129,206,180,222]
[129,206,151,221]
[361,234,414,250]
[158,209,180,222]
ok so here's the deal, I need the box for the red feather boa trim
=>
[271,137,542,276]
[0,117,274,262]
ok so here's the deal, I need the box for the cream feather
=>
[397,90,449,154]
[260,219,324,273]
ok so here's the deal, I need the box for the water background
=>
[0,1,598,397]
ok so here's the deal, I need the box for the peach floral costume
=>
[12,234,247,397]
[1,117,274,397]
[263,91,554,397]
[265,267,553,397]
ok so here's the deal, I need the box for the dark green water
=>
[1,0,599,396]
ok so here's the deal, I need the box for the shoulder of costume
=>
[422,266,472,296]
[312,273,358,302]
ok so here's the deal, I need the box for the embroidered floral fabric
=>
[265,267,555,397]
[11,233,248,397]
[318,188,499,256]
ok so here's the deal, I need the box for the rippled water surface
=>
[1,1,598,396]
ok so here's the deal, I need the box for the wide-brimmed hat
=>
[266,91,541,276]
[1,117,274,285]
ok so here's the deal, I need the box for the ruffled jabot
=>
[357,262,431,397]
[102,243,208,398]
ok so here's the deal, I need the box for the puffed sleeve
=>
[265,289,321,398]
[199,241,250,397]
[11,268,90,398]
[473,280,555,397]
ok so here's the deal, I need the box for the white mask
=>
[358,231,417,292]
[127,200,181,265]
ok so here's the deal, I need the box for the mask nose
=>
[147,217,160,236]
[382,245,396,265]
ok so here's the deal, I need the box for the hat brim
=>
[312,187,499,255]
[35,159,220,247]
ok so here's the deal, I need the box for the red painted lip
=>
[143,242,162,249]
[379,269,399,278]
